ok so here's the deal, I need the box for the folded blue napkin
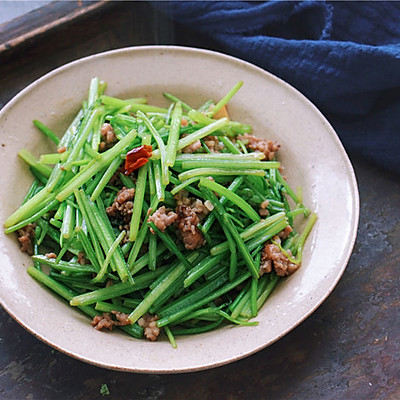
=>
[153,1,400,175]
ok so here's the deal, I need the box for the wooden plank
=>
[0,0,113,54]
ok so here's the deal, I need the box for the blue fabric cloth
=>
[153,1,400,175]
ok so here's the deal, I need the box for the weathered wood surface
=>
[0,2,399,399]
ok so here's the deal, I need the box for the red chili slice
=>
[124,145,152,174]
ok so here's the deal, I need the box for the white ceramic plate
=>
[0,46,359,373]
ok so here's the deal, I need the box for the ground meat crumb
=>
[57,146,67,153]
[174,190,191,206]
[174,194,210,250]
[77,251,89,265]
[91,313,114,331]
[115,186,135,204]
[138,314,160,341]
[91,311,131,331]
[174,192,211,218]
[99,123,117,152]
[148,206,178,232]
[203,135,223,152]
[175,204,205,250]
[238,133,280,160]
[182,137,201,154]
[278,225,293,240]
[112,310,131,326]
[106,187,135,220]
[45,252,57,259]
[17,223,36,255]
[106,187,135,242]
[259,199,270,217]
[191,198,210,216]
[260,235,300,277]
[106,279,114,288]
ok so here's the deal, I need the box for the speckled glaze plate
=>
[0,46,359,373]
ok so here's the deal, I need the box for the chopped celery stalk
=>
[5,79,316,347]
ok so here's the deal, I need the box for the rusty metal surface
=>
[0,2,399,399]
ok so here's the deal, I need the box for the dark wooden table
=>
[0,2,399,399]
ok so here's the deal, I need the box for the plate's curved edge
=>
[0,45,360,374]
